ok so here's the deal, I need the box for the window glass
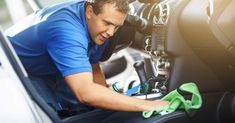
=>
[0,0,13,30]
[37,0,72,8]
[0,0,33,30]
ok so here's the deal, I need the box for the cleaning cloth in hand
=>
[143,82,202,118]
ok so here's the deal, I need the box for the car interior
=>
[98,0,235,122]
[1,0,235,123]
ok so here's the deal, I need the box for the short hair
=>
[86,0,129,15]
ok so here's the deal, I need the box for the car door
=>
[0,28,61,123]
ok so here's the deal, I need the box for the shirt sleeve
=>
[44,12,92,77]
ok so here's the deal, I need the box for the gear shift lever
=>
[133,61,152,94]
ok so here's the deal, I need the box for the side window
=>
[36,0,70,8]
[0,0,33,31]
[0,0,13,30]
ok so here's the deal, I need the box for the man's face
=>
[86,3,127,45]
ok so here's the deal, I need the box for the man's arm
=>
[65,64,168,112]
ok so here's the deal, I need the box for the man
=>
[6,0,168,117]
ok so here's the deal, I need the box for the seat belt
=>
[142,82,202,118]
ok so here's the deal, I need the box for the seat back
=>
[179,0,235,91]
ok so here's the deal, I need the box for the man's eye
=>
[104,21,111,26]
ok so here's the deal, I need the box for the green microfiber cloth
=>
[143,82,202,118]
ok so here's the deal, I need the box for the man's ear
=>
[85,5,94,19]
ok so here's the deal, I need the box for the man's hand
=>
[148,100,169,111]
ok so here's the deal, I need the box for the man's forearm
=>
[77,82,168,112]
[65,72,168,112]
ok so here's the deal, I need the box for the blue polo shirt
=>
[7,1,109,77]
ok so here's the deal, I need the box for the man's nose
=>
[106,25,116,37]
